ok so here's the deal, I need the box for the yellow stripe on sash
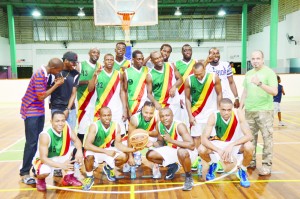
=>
[158,63,171,104]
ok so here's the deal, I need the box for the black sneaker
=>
[103,165,116,182]
[165,163,180,180]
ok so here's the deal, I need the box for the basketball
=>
[129,129,149,149]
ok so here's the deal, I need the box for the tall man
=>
[114,42,131,71]
[185,62,222,149]
[49,51,80,131]
[123,50,149,117]
[77,48,101,143]
[199,98,254,188]
[206,47,240,108]
[240,50,277,176]
[88,54,127,135]
[146,107,197,191]
[146,51,182,121]
[175,44,198,125]
[82,107,137,191]
[32,111,83,191]
[20,58,64,184]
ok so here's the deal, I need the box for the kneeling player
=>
[32,111,83,191]
[199,98,254,187]
[146,107,197,191]
[82,107,137,191]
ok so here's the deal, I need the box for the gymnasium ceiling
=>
[0,0,270,17]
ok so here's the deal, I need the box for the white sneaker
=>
[279,121,285,126]
[123,163,131,173]
[152,164,161,179]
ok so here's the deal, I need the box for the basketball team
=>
[20,43,278,192]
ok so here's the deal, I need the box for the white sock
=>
[240,165,247,171]
[86,171,93,177]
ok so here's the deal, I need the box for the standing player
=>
[114,42,131,71]
[146,51,183,120]
[185,62,222,151]
[20,58,64,184]
[82,107,137,191]
[77,48,101,143]
[32,111,83,191]
[199,98,254,188]
[206,47,240,108]
[146,107,197,191]
[88,54,128,135]
[123,50,149,117]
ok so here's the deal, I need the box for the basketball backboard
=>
[94,0,158,26]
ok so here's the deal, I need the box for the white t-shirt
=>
[206,61,233,99]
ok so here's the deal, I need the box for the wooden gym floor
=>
[0,98,299,199]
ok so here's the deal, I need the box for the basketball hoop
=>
[117,11,135,46]
[117,11,135,31]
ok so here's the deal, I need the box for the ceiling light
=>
[78,7,85,17]
[32,9,41,17]
[174,7,182,16]
[218,8,226,16]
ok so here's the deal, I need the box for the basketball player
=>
[32,111,83,191]
[144,43,173,68]
[114,42,131,71]
[206,47,240,108]
[82,107,137,191]
[77,48,101,143]
[123,50,149,117]
[199,98,254,188]
[146,51,182,121]
[123,101,159,173]
[88,53,127,135]
[185,62,222,150]
[20,58,64,185]
[146,107,198,191]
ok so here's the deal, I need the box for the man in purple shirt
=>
[20,58,64,184]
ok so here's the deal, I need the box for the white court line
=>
[258,142,300,145]
[0,137,24,154]
[0,160,22,163]
[0,150,23,152]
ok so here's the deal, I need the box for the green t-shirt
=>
[243,66,277,111]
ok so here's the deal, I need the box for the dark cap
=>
[62,51,78,62]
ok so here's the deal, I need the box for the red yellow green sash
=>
[33,158,43,175]
[191,74,214,117]
[78,64,102,123]
[94,71,120,119]
[163,122,178,149]
[159,63,173,107]
[146,117,156,131]
[220,112,238,142]
[59,124,71,156]
[99,122,116,148]
[178,60,195,94]
[129,67,148,114]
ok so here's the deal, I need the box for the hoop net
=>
[117,11,135,31]
[117,11,135,45]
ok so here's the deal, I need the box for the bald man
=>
[240,50,277,176]
[77,48,102,143]
[20,58,64,184]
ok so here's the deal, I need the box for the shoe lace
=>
[83,177,92,185]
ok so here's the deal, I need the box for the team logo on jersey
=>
[153,83,162,90]
[128,79,133,85]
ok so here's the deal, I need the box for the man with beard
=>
[77,48,101,143]
[206,47,240,108]
[114,42,131,71]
